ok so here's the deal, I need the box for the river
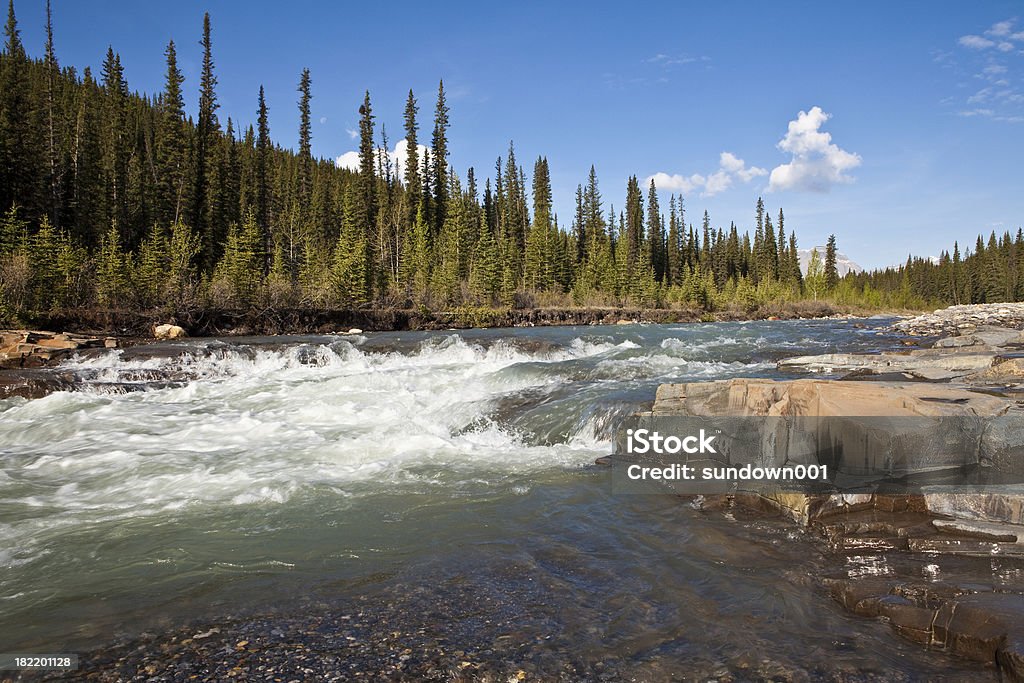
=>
[0,320,1000,679]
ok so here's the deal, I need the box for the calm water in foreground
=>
[0,320,1005,678]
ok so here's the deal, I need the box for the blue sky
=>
[14,0,1024,269]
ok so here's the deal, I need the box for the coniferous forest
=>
[1,3,1021,328]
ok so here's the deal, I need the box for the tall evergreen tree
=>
[430,80,449,234]
[824,233,839,290]
[357,90,377,239]
[402,89,421,228]
[155,39,187,226]
[296,68,312,205]
[255,85,271,271]
[194,12,220,268]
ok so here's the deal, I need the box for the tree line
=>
[0,2,1013,324]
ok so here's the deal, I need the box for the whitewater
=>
[0,319,993,678]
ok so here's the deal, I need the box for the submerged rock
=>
[0,368,79,399]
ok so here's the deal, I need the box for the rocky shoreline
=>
[635,301,1024,680]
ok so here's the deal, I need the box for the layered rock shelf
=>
[0,330,118,367]
[646,304,1024,678]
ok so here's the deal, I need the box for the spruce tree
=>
[357,90,377,238]
[42,0,63,224]
[156,40,187,227]
[524,157,553,289]
[402,89,420,228]
[646,179,664,282]
[431,80,449,234]
[296,68,312,205]
[0,0,37,217]
[255,86,271,271]
[824,234,839,290]
[193,12,220,268]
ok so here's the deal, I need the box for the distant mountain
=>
[797,248,864,276]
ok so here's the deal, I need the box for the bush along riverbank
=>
[618,301,1024,679]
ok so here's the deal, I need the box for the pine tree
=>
[167,218,201,305]
[135,223,168,308]
[332,182,368,305]
[296,68,312,206]
[1,0,38,218]
[156,40,188,227]
[100,47,129,242]
[524,156,553,289]
[431,80,449,234]
[194,12,220,268]
[96,222,128,307]
[42,0,63,224]
[824,234,839,290]
[402,89,420,228]
[646,179,664,282]
[357,90,377,239]
[255,86,271,272]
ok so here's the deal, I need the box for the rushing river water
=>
[0,320,1002,679]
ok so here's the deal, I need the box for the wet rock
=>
[0,368,79,399]
[778,349,997,380]
[923,489,1024,526]
[932,518,1021,542]
[826,578,1024,678]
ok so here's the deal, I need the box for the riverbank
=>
[15,299,889,338]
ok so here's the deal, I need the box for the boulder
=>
[154,324,187,339]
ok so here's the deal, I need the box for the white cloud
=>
[335,150,360,171]
[334,139,430,179]
[989,20,1014,37]
[998,41,1015,52]
[958,108,995,117]
[345,128,357,140]
[960,34,996,49]
[767,106,861,193]
[319,116,328,124]
[646,53,701,66]
[646,152,765,198]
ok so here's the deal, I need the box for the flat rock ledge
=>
[650,377,1024,678]
[0,329,117,367]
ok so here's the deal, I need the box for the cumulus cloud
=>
[767,106,861,193]
[990,20,1015,37]
[646,152,766,198]
[960,34,995,49]
[335,138,430,179]
[959,19,1024,50]
[335,150,360,172]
